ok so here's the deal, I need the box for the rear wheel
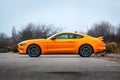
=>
[27,44,41,57]
[79,45,93,57]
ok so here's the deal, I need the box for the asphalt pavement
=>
[0,53,120,80]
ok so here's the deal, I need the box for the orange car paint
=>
[17,32,106,54]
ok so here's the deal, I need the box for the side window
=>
[75,34,84,38]
[54,33,84,39]
[55,34,69,39]
[68,34,74,39]
[69,34,83,39]
[68,34,84,39]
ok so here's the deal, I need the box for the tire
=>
[27,44,41,57]
[79,45,93,57]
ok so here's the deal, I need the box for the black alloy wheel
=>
[27,45,41,57]
[79,45,93,57]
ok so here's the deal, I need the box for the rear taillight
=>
[98,36,103,41]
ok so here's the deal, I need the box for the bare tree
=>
[116,24,120,43]
[87,22,115,42]
[18,23,62,41]
[35,24,62,38]
[0,32,9,47]
[18,23,35,41]
[116,24,120,34]
[11,26,18,45]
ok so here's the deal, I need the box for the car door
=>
[46,33,75,53]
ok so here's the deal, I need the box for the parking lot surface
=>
[0,53,120,80]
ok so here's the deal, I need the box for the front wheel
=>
[79,45,93,57]
[27,44,41,57]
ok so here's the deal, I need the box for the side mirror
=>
[51,37,56,40]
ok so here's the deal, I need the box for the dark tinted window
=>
[75,34,84,38]
[55,34,69,39]
[55,33,83,39]
[71,34,83,38]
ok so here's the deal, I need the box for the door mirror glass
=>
[51,37,56,40]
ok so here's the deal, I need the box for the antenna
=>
[75,31,77,33]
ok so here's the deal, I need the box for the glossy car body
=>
[18,32,106,57]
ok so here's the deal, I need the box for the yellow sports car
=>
[17,32,106,57]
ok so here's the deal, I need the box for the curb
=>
[105,54,120,59]
[94,53,120,59]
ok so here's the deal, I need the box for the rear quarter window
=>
[75,35,84,38]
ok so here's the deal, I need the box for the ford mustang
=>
[17,32,106,57]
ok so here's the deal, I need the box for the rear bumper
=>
[96,49,106,54]
[94,41,106,54]
[94,47,106,54]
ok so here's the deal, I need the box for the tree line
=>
[0,21,120,50]
[0,23,62,52]
[87,21,120,43]
[0,23,62,46]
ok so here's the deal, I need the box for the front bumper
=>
[17,44,27,54]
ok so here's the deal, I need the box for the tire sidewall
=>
[27,45,41,57]
[79,45,93,57]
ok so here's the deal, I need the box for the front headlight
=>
[19,43,26,46]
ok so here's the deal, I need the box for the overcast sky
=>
[0,0,120,36]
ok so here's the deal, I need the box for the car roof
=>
[56,32,79,34]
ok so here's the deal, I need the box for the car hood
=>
[27,39,46,42]
[18,39,46,44]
